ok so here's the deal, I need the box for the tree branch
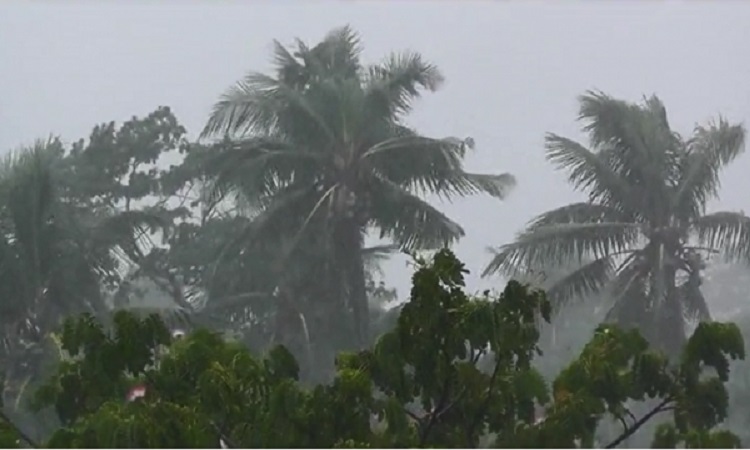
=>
[464,356,503,447]
[418,348,457,446]
[605,399,673,449]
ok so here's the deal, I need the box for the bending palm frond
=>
[485,222,641,276]
[693,212,750,261]
[674,120,746,219]
[545,134,639,216]
[202,72,337,145]
[364,133,515,200]
[364,51,444,119]
[204,136,322,205]
[526,203,629,230]
[545,256,617,307]
[370,176,463,250]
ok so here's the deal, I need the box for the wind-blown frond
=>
[201,73,336,145]
[301,25,362,82]
[201,74,282,138]
[526,202,629,230]
[545,134,638,216]
[365,133,515,200]
[545,256,616,307]
[578,91,661,153]
[693,211,750,261]
[441,172,516,201]
[577,92,680,202]
[364,51,444,119]
[370,177,464,250]
[484,222,641,277]
[674,120,746,219]
[271,40,308,87]
[204,136,322,206]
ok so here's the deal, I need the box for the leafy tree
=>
[484,91,749,355]
[200,26,516,349]
[63,106,193,311]
[32,250,744,448]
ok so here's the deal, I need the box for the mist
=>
[2,1,750,448]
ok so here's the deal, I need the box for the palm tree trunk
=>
[654,268,686,357]
[335,219,370,349]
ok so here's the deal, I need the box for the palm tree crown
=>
[200,26,515,348]
[484,91,748,354]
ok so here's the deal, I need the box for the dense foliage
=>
[0,250,739,448]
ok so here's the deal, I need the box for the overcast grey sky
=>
[2,0,750,296]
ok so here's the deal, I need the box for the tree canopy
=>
[0,249,739,448]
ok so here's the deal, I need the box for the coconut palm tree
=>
[483,91,748,355]
[200,26,515,348]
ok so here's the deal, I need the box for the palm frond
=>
[301,25,362,83]
[204,136,322,206]
[674,119,746,218]
[369,176,464,250]
[201,73,281,138]
[271,39,308,88]
[442,172,516,200]
[483,222,641,277]
[526,202,629,230]
[545,134,639,216]
[578,92,681,201]
[364,51,444,119]
[545,256,616,307]
[692,211,750,261]
[201,73,336,144]
[578,91,656,153]
[364,132,515,200]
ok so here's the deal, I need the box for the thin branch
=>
[465,357,502,447]
[605,399,673,449]
[434,386,467,421]
[401,405,422,424]
[419,347,457,447]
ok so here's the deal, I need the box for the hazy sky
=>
[2,0,750,296]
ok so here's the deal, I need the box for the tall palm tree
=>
[200,26,515,348]
[483,91,748,355]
